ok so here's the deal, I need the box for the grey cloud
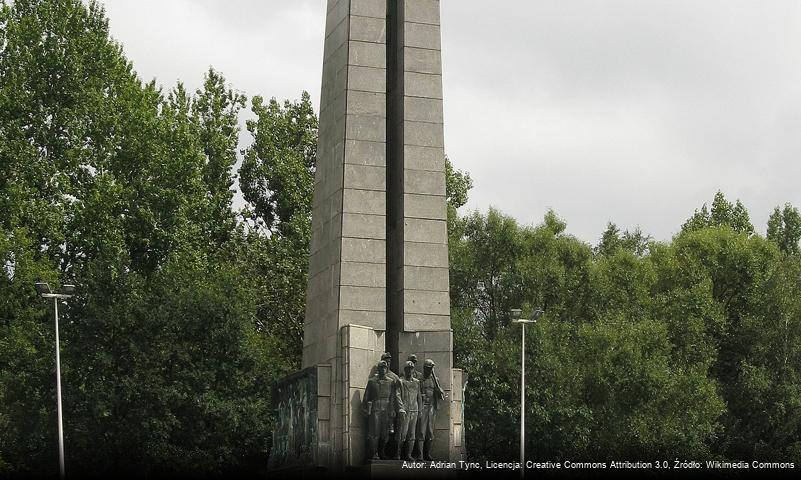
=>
[98,0,801,243]
[442,0,801,241]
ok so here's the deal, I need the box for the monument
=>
[269,0,465,471]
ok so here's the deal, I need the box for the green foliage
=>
[452,202,801,464]
[194,68,247,245]
[240,92,317,238]
[445,155,472,212]
[0,0,284,476]
[450,208,526,340]
[595,222,652,257]
[682,191,754,235]
[65,253,274,477]
[728,254,801,459]
[0,229,61,473]
[767,204,801,256]
[530,315,724,459]
[542,209,566,235]
[238,93,319,362]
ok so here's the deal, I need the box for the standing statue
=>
[363,360,403,460]
[381,352,401,382]
[397,361,422,460]
[407,354,424,459]
[377,352,401,457]
[406,354,423,380]
[417,359,446,461]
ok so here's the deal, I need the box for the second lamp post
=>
[35,282,75,480]
[511,307,543,479]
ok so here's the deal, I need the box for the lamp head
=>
[35,282,52,296]
[61,284,76,295]
[510,309,522,320]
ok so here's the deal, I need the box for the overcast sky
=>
[98,0,801,244]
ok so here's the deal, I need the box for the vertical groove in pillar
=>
[386,0,404,369]
[337,0,351,341]
[337,0,352,467]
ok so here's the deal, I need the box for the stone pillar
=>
[272,0,461,471]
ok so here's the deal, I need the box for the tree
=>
[767,204,801,256]
[64,253,274,477]
[646,224,785,459]
[193,68,247,246]
[729,199,754,235]
[710,191,734,227]
[595,223,651,257]
[237,93,318,361]
[450,208,525,340]
[452,209,724,461]
[682,204,711,234]
[240,93,317,238]
[682,191,754,235]
[445,156,472,213]
[0,0,150,472]
[529,314,723,460]
[0,229,62,473]
[742,255,801,459]
[0,1,278,476]
[596,222,623,257]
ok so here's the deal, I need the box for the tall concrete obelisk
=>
[270,0,464,470]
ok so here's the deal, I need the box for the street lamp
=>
[511,307,544,479]
[35,281,75,480]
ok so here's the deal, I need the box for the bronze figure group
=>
[363,353,446,462]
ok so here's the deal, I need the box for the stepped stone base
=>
[269,325,466,471]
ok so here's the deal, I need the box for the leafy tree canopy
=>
[682,191,754,235]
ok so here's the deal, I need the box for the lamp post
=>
[35,282,75,480]
[511,307,544,479]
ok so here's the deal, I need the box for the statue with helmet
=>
[380,352,400,383]
[406,354,423,381]
[396,361,422,460]
[363,360,402,459]
[417,358,446,461]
